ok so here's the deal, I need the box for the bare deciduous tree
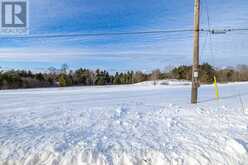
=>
[151,69,160,86]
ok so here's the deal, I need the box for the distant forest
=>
[1,63,248,90]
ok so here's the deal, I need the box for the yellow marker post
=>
[213,76,219,99]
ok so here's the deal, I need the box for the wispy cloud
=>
[0,0,248,71]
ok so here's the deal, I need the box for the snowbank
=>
[0,83,248,165]
[135,79,191,86]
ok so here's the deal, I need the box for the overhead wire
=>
[0,29,196,39]
[0,28,248,40]
[204,0,215,67]
[204,0,247,112]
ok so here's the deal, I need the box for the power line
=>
[204,0,215,67]
[0,27,247,40]
[229,28,248,32]
[0,29,195,39]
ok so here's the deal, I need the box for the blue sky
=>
[0,0,248,72]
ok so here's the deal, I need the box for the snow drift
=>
[0,82,248,165]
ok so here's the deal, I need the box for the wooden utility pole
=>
[191,0,200,104]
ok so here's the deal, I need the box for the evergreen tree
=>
[58,75,66,87]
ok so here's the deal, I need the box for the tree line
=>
[167,63,248,83]
[0,63,248,90]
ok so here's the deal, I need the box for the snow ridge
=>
[0,83,248,165]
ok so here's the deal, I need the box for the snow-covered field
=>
[0,81,248,165]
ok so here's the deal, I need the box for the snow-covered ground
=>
[0,81,248,165]
[134,80,191,86]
